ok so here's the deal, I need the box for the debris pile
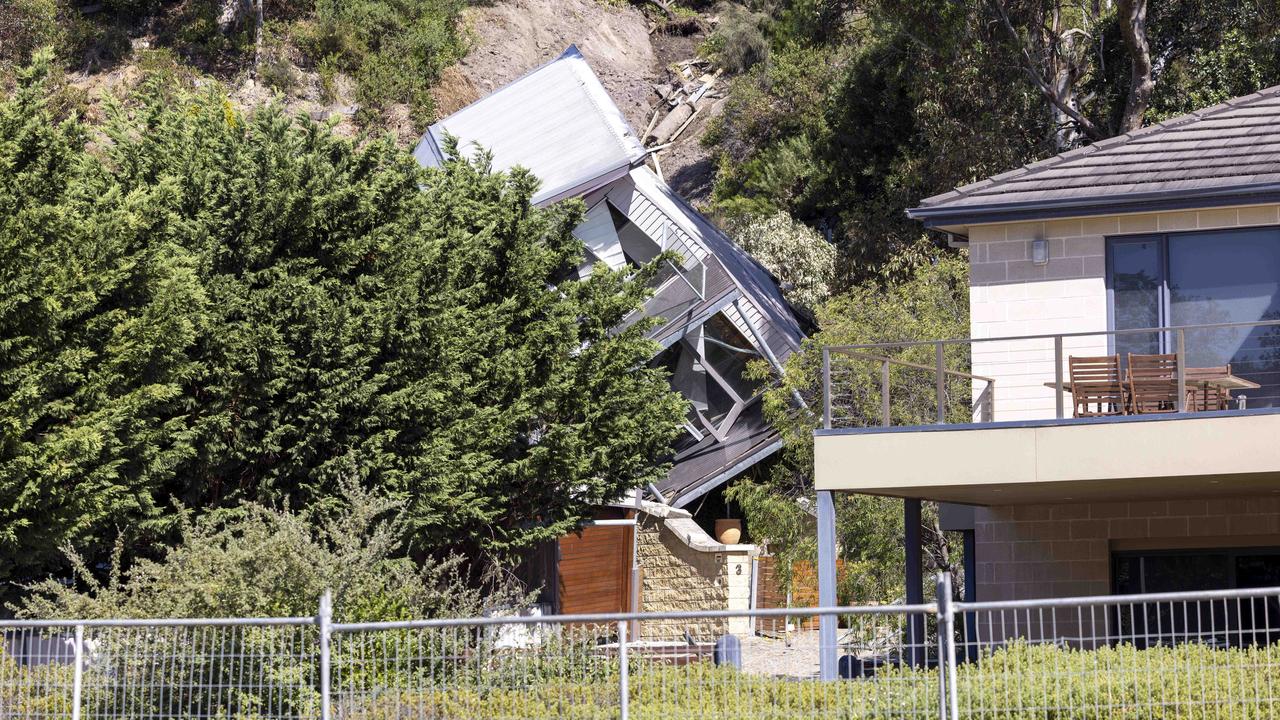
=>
[642,59,724,181]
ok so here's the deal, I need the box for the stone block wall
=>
[635,514,754,640]
[973,495,1280,643]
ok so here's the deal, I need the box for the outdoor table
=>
[1044,374,1260,393]
[1044,372,1261,410]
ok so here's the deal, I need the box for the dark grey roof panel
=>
[657,400,779,503]
[911,84,1280,226]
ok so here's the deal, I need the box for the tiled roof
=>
[911,85,1280,227]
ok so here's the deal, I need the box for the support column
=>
[817,490,838,680]
[904,498,926,668]
[962,528,978,662]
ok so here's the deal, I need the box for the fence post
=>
[935,573,959,720]
[71,624,83,720]
[618,620,630,720]
[881,359,891,427]
[319,591,333,720]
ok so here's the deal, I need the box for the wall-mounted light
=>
[1031,237,1049,266]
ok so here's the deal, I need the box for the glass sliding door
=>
[1109,236,1165,358]
[1168,229,1280,405]
[1113,548,1280,649]
[1108,226,1280,407]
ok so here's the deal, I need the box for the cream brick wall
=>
[975,496,1280,602]
[973,496,1280,643]
[968,204,1280,421]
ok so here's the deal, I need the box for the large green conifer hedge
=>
[0,51,685,595]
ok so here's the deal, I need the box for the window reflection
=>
[1109,227,1280,407]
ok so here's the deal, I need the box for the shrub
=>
[4,637,1280,718]
[702,2,769,73]
[15,478,524,621]
[725,211,835,312]
[0,0,64,66]
[11,482,530,717]
[316,52,340,102]
[345,640,1280,719]
[292,0,467,129]
[0,646,75,716]
[0,56,685,593]
[104,0,162,16]
[258,22,299,92]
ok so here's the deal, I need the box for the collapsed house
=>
[414,47,807,637]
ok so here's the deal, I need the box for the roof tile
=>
[913,83,1280,221]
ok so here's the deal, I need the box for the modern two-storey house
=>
[812,85,1280,672]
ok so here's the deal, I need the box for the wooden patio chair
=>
[1126,353,1179,414]
[1068,355,1126,417]
[1185,364,1232,412]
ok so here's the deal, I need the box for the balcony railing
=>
[821,318,1280,431]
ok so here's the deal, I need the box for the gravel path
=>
[740,631,822,678]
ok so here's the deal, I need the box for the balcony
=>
[813,320,1280,505]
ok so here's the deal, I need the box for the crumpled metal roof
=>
[910,84,1280,228]
[413,46,647,206]
[412,49,809,509]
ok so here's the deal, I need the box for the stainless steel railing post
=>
[935,342,946,424]
[1175,328,1187,412]
[319,591,332,720]
[822,347,832,429]
[618,620,630,720]
[1054,335,1065,419]
[71,624,83,720]
[881,359,891,427]
[936,573,959,720]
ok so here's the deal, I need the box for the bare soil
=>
[453,0,721,206]
[451,0,660,133]
[63,0,726,203]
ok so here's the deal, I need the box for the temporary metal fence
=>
[4,574,1280,718]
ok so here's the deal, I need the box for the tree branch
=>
[1116,0,1155,133]
[990,0,1108,142]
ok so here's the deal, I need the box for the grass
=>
[10,640,1280,719]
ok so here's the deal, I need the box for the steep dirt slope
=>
[438,0,659,133]
[40,0,721,204]
[439,0,719,205]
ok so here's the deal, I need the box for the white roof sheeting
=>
[413,46,647,205]
[625,167,805,358]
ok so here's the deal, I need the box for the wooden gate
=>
[558,517,633,615]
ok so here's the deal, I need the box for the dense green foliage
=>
[5,0,1278,615]
[6,484,515,717]
[704,0,1279,599]
[729,249,969,601]
[0,52,684,596]
[706,0,1280,285]
[0,0,467,130]
[725,211,835,312]
[15,481,514,621]
[358,641,1280,720]
[290,0,468,126]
